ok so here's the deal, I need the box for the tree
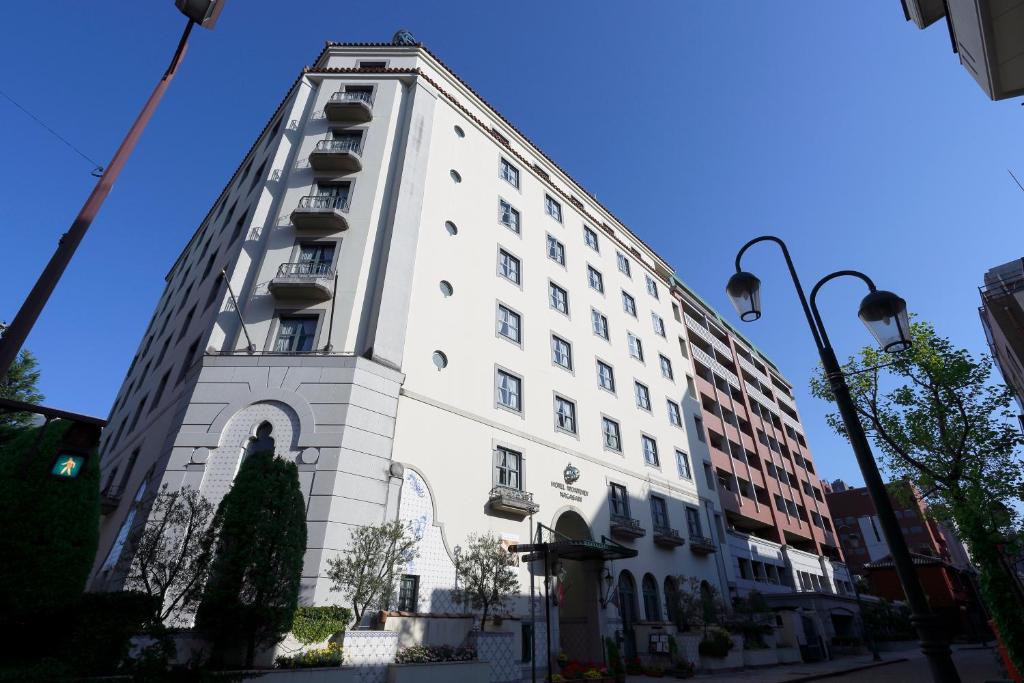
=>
[453,532,519,631]
[194,451,307,667]
[810,320,1024,669]
[124,484,217,625]
[326,520,418,626]
[0,349,44,444]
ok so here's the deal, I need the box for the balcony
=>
[268,262,335,302]
[689,535,717,555]
[100,486,124,514]
[653,525,685,548]
[487,485,539,517]
[290,195,350,233]
[610,513,646,541]
[692,345,741,390]
[324,90,374,122]
[309,138,363,173]
[685,314,732,358]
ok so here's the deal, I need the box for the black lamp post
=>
[726,236,959,683]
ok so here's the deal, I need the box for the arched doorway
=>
[617,570,639,658]
[554,510,602,663]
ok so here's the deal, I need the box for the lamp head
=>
[726,271,762,322]
[858,289,911,353]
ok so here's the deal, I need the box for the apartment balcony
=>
[324,90,374,122]
[689,535,718,555]
[487,485,539,517]
[744,381,779,415]
[685,314,732,358]
[692,346,741,390]
[290,195,350,233]
[99,486,124,514]
[775,389,797,412]
[737,355,770,388]
[653,525,685,548]
[268,262,335,302]
[610,513,646,541]
[309,138,363,173]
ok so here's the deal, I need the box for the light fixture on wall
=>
[599,567,616,609]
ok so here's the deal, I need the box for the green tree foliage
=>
[290,605,353,645]
[0,420,99,617]
[453,532,519,631]
[194,451,307,667]
[809,320,1024,668]
[326,520,419,626]
[0,349,44,445]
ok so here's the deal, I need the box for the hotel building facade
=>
[91,35,855,668]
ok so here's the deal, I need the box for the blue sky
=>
[1,2,1020,487]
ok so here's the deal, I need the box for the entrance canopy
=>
[511,536,638,563]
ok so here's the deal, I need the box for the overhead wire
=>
[0,87,105,176]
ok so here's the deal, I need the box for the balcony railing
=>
[610,513,646,540]
[290,194,351,233]
[689,534,717,555]
[745,381,780,416]
[487,485,539,516]
[324,90,375,123]
[737,354,771,388]
[277,262,335,278]
[692,345,741,390]
[685,314,732,358]
[297,194,350,212]
[330,90,374,106]
[314,138,363,155]
[653,525,685,548]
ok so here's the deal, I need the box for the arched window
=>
[642,573,661,622]
[664,576,681,628]
[617,571,638,625]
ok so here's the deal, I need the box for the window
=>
[547,235,565,265]
[693,416,706,442]
[645,274,659,299]
[659,354,674,380]
[610,483,630,516]
[498,249,521,284]
[592,309,609,340]
[297,243,335,272]
[500,158,520,188]
[685,376,696,398]
[617,252,631,277]
[177,337,200,385]
[651,496,670,528]
[584,226,599,251]
[587,265,604,293]
[499,199,521,233]
[602,417,622,452]
[149,370,171,413]
[652,313,666,337]
[497,304,521,344]
[642,574,661,621]
[128,395,147,434]
[177,304,195,341]
[703,463,715,489]
[627,333,644,361]
[667,400,682,427]
[274,316,317,352]
[495,446,522,489]
[622,291,637,317]
[676,450,692,480]
[597,361,615,392]
[634,381,651,411]
[551,335,573,370]
[359,60,387,68]
[641,435,659,466]
[685,507,703,538]
[554,395,577,434]
[671,302,681,323]
[397,575,419,612]
[522,623,534,663]
[549,282,569,315]
[545,195,562,222]
[496,369,522,413]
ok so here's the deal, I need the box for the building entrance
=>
[554,511,602,663]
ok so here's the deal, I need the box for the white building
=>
[92,34,844,670]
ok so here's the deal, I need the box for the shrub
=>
[605,637,625,682]
[276,642,343,669]
[394,645,476,664]
[668,659,695,678]
[290,605,352,645]
[67,591,161,676]
[698,625,734,658]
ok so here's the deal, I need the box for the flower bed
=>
[276,643,344,669]
[394,645,475,664]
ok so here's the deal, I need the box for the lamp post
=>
[725,236,959,683]
[0,1,225,381]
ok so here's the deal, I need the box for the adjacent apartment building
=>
[979,258,1024,431]
[90,33,855,669]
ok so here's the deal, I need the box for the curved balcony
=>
[290,195,350,233]
[689,535,717,555]
[324,90,374,122]
[268,262,335,302]
[487,485,539,518]
[653,525,685,549]
[610,513,645,541]
[309,138,363,173]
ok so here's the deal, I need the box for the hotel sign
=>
[551,462,589,502]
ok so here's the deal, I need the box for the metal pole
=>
[530,515,536,683]
[544,542,553,680]
[0,19,195,380]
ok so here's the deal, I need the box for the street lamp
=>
[0,2,225,381]
[728,236,960,683]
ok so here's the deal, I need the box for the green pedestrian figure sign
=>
[51,453,85,479]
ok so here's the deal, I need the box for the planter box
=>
[700,636,743,671]
[775,646,802,664]
[742,649,777,667]
[386,660,489,683]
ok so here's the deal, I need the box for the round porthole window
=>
[450,169,462,183]
[445,220,458,236]
[439,280,453,297]
[432,351,448,370]
[454,125,465,138]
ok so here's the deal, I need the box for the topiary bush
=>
[290,605,352,645]
[698,625,734,658]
